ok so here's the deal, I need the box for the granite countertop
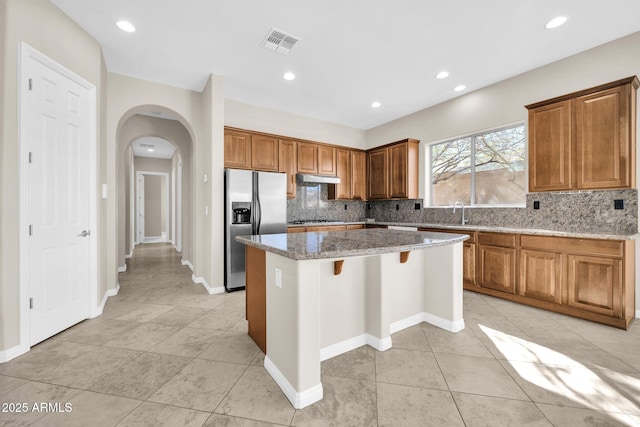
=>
[287,221,638,240]
[236,229,469,260]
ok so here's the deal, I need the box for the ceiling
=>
[50,0,640,130]
[131,136,176,159]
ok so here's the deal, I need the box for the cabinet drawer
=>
[477,232,517,248]
[521,234,624,258]
[287,227,307,233]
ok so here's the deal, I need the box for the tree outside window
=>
[430,124,526,206]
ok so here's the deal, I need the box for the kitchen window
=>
[429,124,526,206]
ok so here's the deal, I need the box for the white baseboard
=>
[264,356,323,409]
[389,312,425,334]
[0,344,29,363]
[636,309,640,319]
[191,274,225,295]
[423,312,465,333]
[91,283,120,318]
[125,251,133,259]
[143,236,164,244]
[320,333,391,361]
[181,259,194,271]
[117,264,127,273]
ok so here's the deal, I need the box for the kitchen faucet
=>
[452,201,468,225]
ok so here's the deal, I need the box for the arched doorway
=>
[116,108,194,273]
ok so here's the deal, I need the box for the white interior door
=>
[26,51,92,345]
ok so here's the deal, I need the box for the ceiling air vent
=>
[261,28,300,55]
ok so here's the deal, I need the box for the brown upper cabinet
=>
[251,134,278,172]
[329,148,367,200]
[297,142,319,174]
[224,129,252,169]
[278,139,297,198]
[351,150,366,200]
[297,142,337,176]
[224,128,278,172]
[527,76,638,192]
[318,145,337,176]
[367,138,419,200]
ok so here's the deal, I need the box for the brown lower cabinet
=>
[420,227,635,329]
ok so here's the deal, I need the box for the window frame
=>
[427,122,527,208]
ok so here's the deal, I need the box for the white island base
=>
[262,242,464,409]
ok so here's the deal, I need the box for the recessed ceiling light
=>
[116,20,136,33]
[371,101,381,108]
[283,72,296,81]
[147,148,154,152]
[436,71,449,79]
[454,85,466,92]
[545,16,567,29]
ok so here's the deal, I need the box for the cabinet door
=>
[224,130,252,169]
[567,254,622,318]
[251,135,278,171]
[478,245,516,294]
[463,242,477,286]
[278,139,297,198]
[575,84,632,189]
[528,100,572,192]
[318,145,337,176]
[351,151,366,200]
[519,249,563,303]
[329,149,351,199]
[388,143,408,198]
[367,148,388,199]
[297,142,318,174]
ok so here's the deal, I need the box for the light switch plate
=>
[275,268,282,288]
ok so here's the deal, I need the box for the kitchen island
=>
[236,228,468,409]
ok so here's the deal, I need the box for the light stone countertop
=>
[236,228,469,260]
[286,221,638,240]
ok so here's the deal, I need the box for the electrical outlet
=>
[367,203,371,210]
[344,204,347,210]
[275,268,282,288]
[396,204,400,210]
[533,201,540,210]
[414,203,421,210]
[614,199,624,210]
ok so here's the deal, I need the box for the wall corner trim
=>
[191,274,225,295]
[92,284,121,318]
[264,356,323,409]
[0,345,30,364]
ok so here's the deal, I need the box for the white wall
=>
[225,99,366,149]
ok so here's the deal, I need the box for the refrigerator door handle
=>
[254,175,262,234]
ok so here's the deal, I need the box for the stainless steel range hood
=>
[296,173,341,185]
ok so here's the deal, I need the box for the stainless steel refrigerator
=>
[224,168,287,291]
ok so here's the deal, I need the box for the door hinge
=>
[29,298,33,309]
[29,152,32,163]
[28,79,33,91]
[28,225,33,236]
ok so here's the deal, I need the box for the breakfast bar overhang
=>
[236,228,469,409]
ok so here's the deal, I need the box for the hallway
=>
[1,244,640,426]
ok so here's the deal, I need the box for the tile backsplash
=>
[287,185,637,235]
[366,189,638,235]
[287,184,366,223]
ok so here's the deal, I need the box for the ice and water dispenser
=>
[231,202,251,224]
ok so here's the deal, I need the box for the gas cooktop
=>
[289,220,344,225]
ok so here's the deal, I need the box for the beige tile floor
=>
[2,243,640,426]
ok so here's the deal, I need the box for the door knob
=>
[78,230,90,237]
